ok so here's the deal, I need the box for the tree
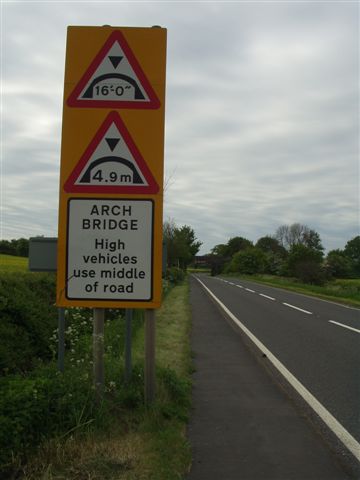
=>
[275,223,306,249]
[175,225,202,269]
[163,220,202,270]
[211,237,253,260]
[0,240,13,255]
[275,225,290,249]
[14,238,29,257]
[211,237,252,258]
[286,244,324,284]
[325,250,353,279]
[227,236,253,257]
[0,238,29,257]
[229,247,267,275]
[255,236,288,275]
[302,229,324,253]
[210,243,229,258]
[275,223,323,253]
[163,219,177,268]
[344,236,360,277]
[209,243,230,276]
[209,236,253,274]
[255,236,287,256]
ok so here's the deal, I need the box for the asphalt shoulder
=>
[186,275,354,480]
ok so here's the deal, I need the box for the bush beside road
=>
[0,254,192,479]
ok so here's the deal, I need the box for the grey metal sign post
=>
[93,308,105,401]
[125,309,133,383]
[29,237,159,403]
[145,309,156,403]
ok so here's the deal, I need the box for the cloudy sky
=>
[1,1,359,254]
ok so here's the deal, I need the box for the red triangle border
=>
[67,30,160,110]
[63,111,159,194]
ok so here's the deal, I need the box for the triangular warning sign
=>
[67,31,160,109]
[64,111,159,194]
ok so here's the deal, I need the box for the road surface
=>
[197,275,360,444]
[188,275,360,480]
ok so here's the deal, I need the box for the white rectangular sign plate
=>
[66,198,153,301]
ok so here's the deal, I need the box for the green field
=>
[0,254,28,272]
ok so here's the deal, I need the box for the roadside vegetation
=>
[224,273,360,307]
[0,238,29,257]
[208,224,360,306]
[163,219,202,270]
[0,269,57,375]
[0,255,192,479]
[1,220,357,476]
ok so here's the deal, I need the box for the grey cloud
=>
[2,1,358,256]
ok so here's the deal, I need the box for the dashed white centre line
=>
[260,293,276,301]
[283,303,312,315]
[329,320,360,334]
[245,288,255,293]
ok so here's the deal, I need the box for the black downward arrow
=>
[105,138,120,151]
[108,56,123,69]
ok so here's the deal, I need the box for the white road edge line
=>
[260,293,276,301]
[237,285,244,289]
[195,276,360,462]
[283,302,312,315]
[245,288,255,293]
[329,320,360,334]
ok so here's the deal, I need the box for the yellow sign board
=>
[57,26,166,308]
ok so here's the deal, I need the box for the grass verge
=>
[12,280,192,480]
[222,273,360,307]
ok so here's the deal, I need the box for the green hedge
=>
[0,272,57,375]
[0,305,149,474]
[0,267,187,476]
[0,266,183,376]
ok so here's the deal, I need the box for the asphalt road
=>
[194,275,360,448]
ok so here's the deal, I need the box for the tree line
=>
[2,224,358,285]
[0,223,203,273]
[0,238,29,257]
[210,223,360,284]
